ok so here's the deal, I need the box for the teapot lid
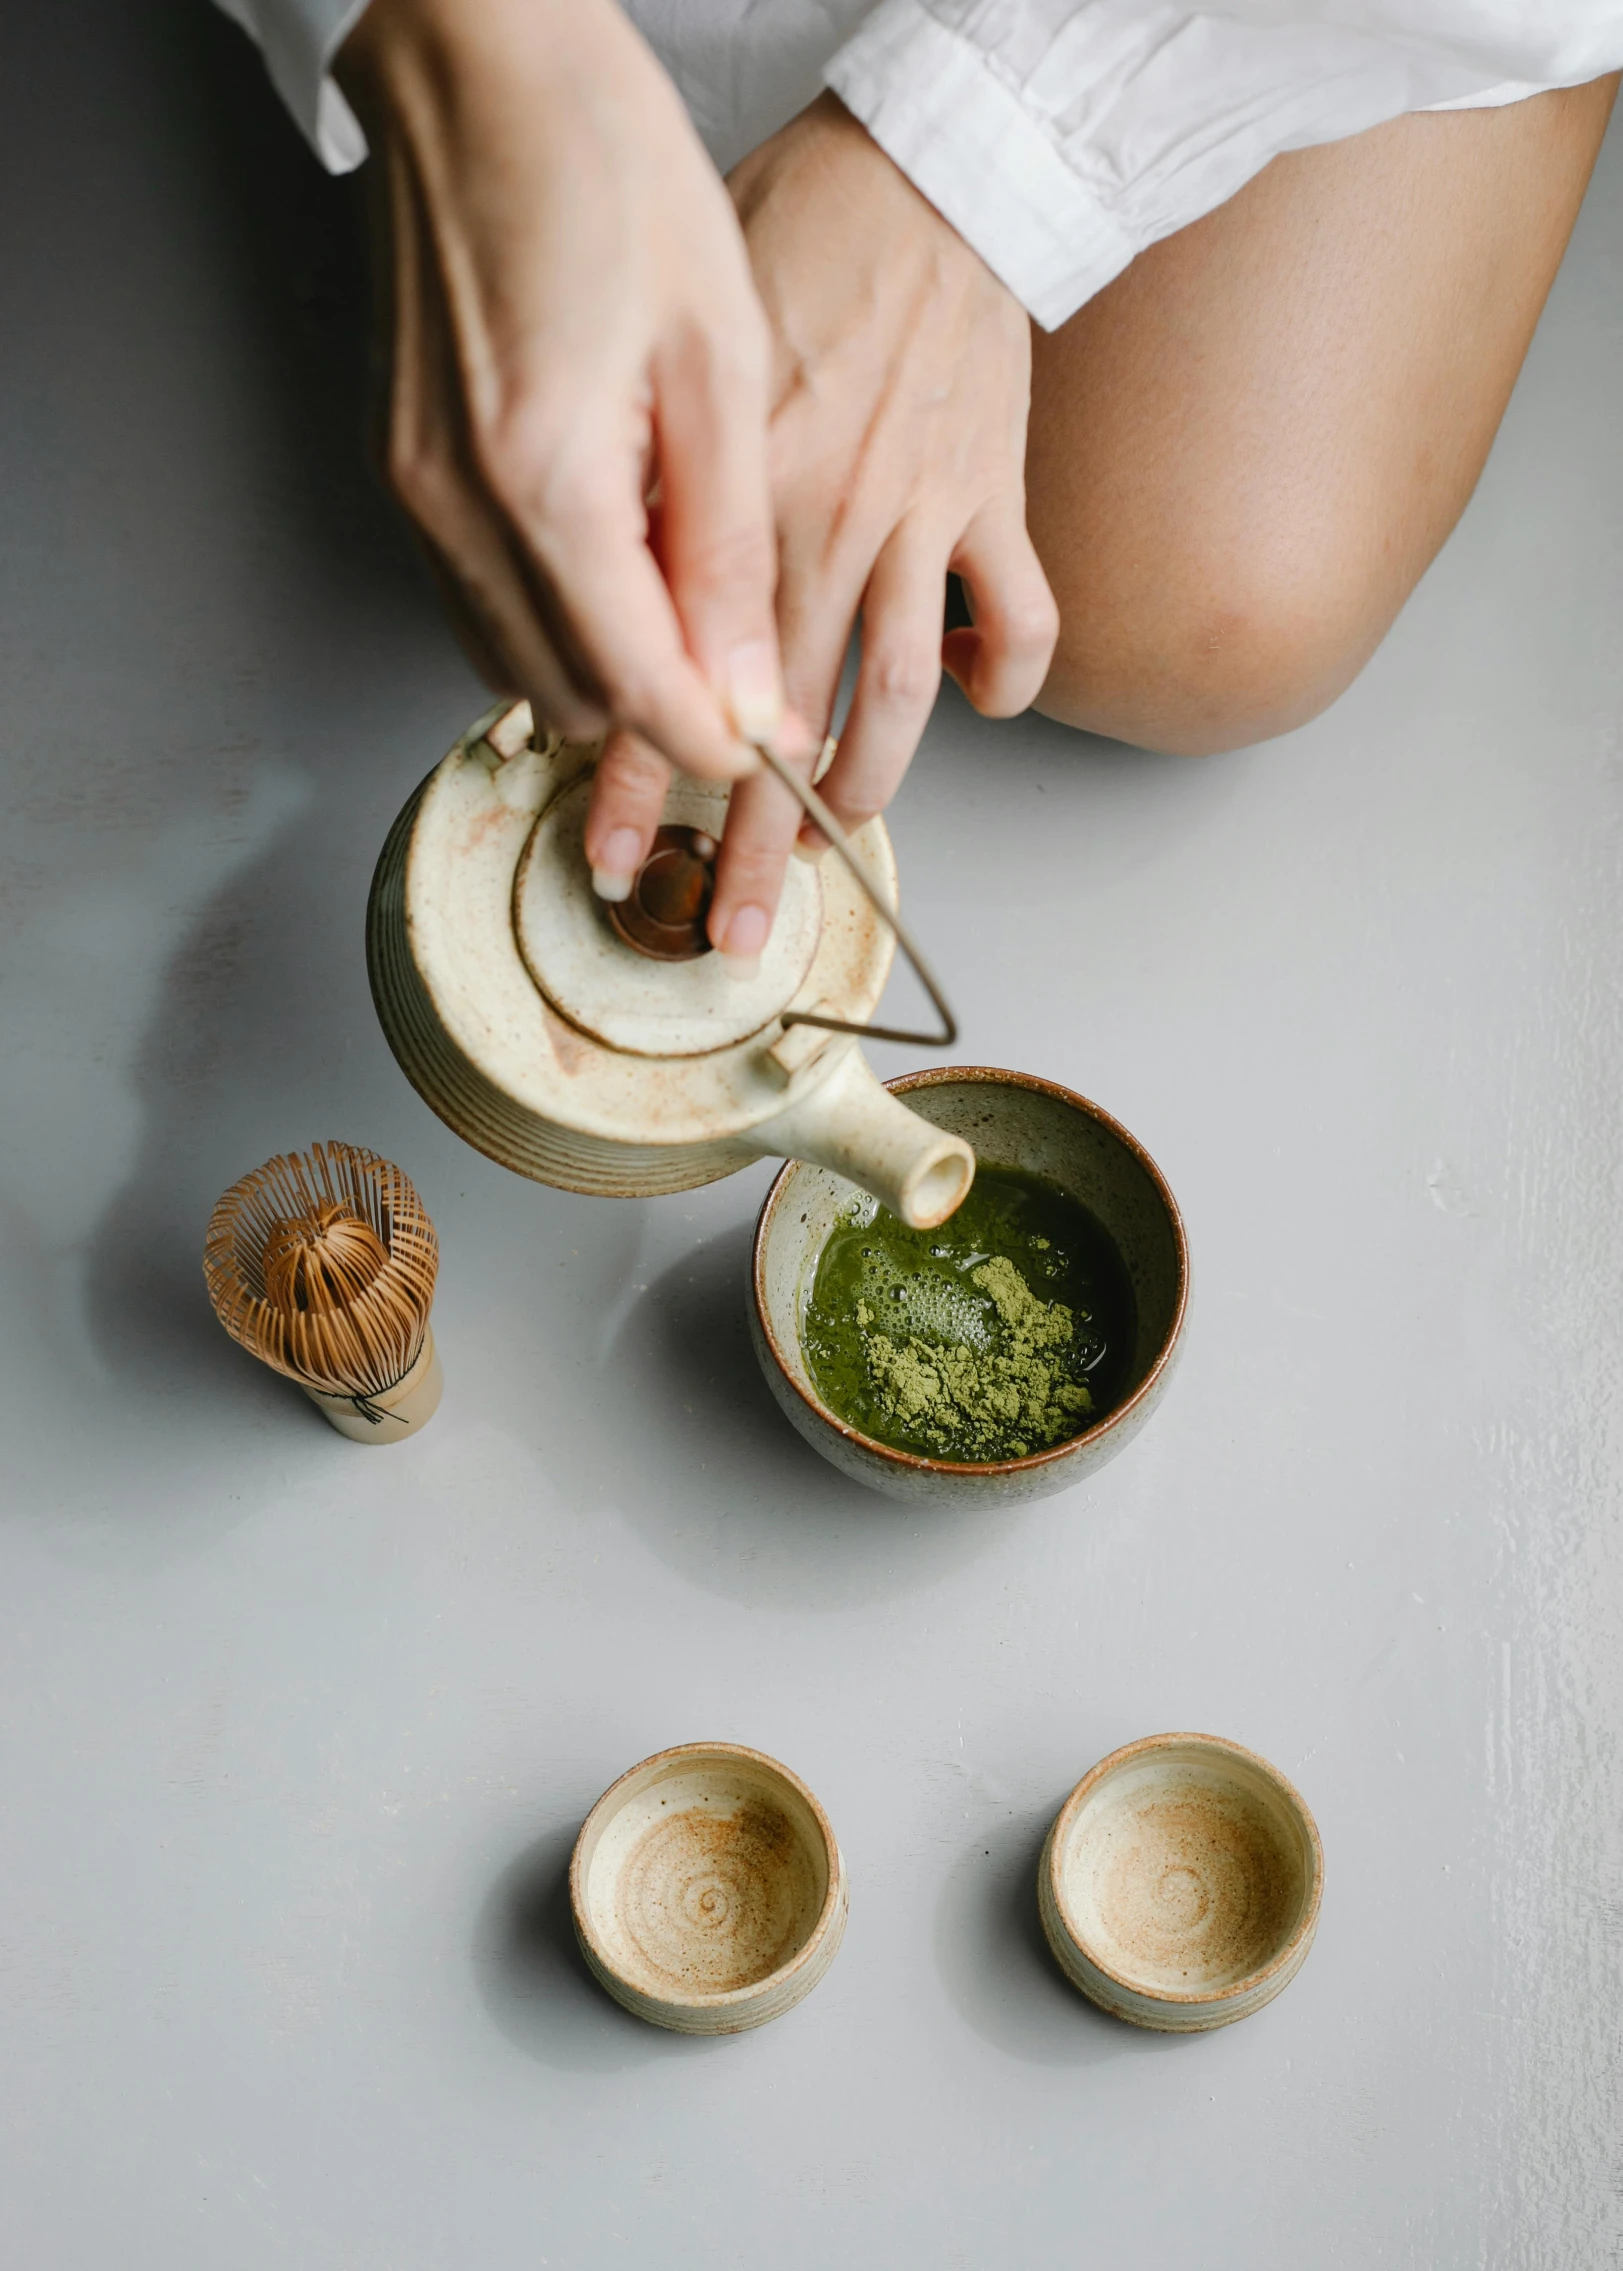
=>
[513,770,826,1058]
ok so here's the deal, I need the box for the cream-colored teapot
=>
[367,699,975,1229]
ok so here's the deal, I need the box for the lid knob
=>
[608,826,718,962]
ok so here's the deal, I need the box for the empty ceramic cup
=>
[569,1742,847,2034]
[1039,1732,1323,2031]
[750,1067,1189,1505]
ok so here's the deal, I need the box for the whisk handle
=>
[300,1328,443,1444]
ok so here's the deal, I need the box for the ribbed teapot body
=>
[366,703,896,1199]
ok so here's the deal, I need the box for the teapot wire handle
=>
[752,741,959,1051]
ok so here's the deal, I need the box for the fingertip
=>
[942,623,1048,719]
[950,516,1060,719]
[585,737,667,895]
[713,902,771,966]
[723,638,785,746]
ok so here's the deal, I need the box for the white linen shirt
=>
[216,0,1623,328]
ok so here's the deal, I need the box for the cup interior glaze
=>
[1044,1734,1323,2026]
[751,1068,1188,1501]
[570,1743,844,2031]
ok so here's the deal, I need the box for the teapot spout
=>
[751,1049,974,1229]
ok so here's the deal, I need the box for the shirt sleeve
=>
[823,0,1623,329]
[211,0,373,172]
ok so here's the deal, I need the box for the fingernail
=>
[718,903,770,977]
[725,640,783,744]
[590,828,643,902]
[790,834,826,865]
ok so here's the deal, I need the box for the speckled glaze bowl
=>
[569,1742,847,2034]
[1039,1733,1323,2032]
[749,1067,1188,1506]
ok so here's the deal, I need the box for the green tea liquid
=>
[802,1164,1136,1464]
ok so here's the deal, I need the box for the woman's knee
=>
[1033,526,1389,756]
[1023,80,1623,757]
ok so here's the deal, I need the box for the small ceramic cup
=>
[1039,1732,1323,2032]
[750,1067,1188,1506]
[569,1742,847,2035]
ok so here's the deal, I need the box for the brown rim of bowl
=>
[568,1740,846,2012]
[1046,1731,1325,2007]
[751,1066,1190,1480]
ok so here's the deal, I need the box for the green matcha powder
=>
[803,1165,1135,1464]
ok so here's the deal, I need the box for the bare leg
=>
[1027,79,1619,755]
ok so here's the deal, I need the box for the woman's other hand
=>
[336,0,786,854]
[585,91,1058,968]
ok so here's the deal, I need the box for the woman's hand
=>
[584,92,1058,969]
[335,0,786,820]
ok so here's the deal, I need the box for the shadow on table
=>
[471,1823,725,2074]
[934,1804,1188,2069]
[594,1221,1022,1612]
[43,3,472,1484]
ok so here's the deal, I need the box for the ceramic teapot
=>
[367,699,975,1228]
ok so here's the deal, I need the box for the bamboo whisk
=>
[204,1142,442,1440]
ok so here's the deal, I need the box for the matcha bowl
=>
[749,1068,1189,1506]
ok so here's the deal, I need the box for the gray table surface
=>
[4,10,1621,2266]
